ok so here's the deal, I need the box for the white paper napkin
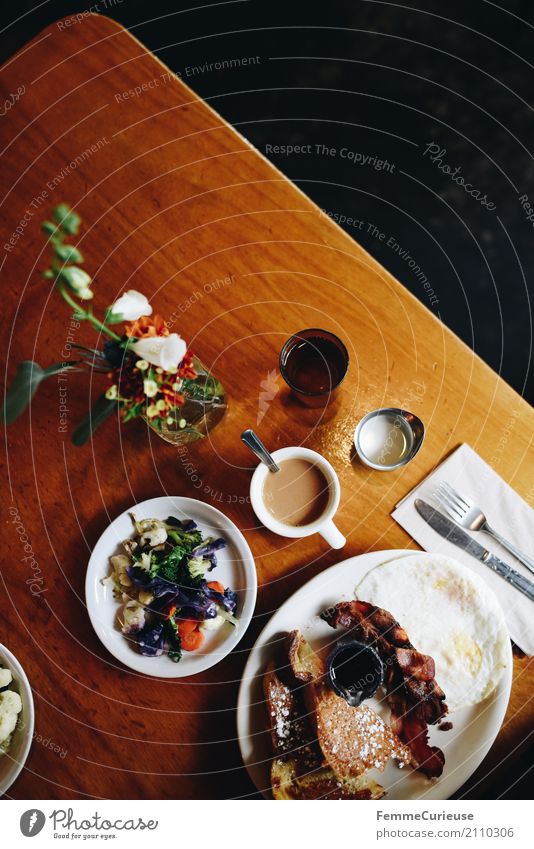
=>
[392,443,534,655]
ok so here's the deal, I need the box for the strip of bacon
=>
[322,600,448,778]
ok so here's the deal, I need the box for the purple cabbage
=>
[146,592,180,615]
[181,597,218,620]
[127,566,180,600]
[192,537,226,571]
[222,588,238,614]
[173,584,219,619]
[127,565,156,587]
[137,622,166,657]
[202,583,238,614]
[145,584,219,620]
[165,516,197,532]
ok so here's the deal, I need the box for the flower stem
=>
[57,283,121,341]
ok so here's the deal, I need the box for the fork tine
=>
[434,487,464,520]
[436,481,466,513]
[439,480,471,510]
[437,480,463,505]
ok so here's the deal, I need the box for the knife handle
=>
[486,525,534,576]
[486,553,534,602]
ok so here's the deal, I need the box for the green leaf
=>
[1,360,70,425]
[57,266,92,292]
[72,395,117,446]
[42,220,59,237]
[52,203,81,235]
[122,404,141,423]
[54,243,84,264]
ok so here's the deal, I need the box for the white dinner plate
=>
[237,549,512,800]
[86,496,257,678]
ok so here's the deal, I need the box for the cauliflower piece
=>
[0,667,13,689]
[0,689,22,745]
[138,589,154,606]
[100,574,116,591]
[122,539,139,558]
[137,519,167,548]
[121,600,146,635]
[138,552,152,573]
[202,614,226,632]
[110,554,132,587]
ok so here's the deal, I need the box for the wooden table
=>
[0,14,532,800]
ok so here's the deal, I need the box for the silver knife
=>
[415,498,534,602]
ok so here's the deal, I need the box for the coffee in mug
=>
[262,458,330,527]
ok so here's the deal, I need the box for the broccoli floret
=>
[188,556,211,580]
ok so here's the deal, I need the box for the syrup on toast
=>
[286,630,413,778]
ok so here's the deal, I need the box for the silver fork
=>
[434,480,534,576]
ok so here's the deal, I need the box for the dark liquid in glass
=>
[284,336,346,394]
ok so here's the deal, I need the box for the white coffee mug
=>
[249,446,346,549]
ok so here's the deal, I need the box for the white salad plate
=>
[237,549,512,800]
[0,644,35,797]
[86,496,257,678]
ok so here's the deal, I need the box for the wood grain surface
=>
[0,13,532,800]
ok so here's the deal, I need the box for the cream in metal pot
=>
[354,408,425,471]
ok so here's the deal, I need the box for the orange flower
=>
[124,314,169,339]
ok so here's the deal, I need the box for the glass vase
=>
[146,356,227,445]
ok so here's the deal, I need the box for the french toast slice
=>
[263,658,321,768]
[310,685,413,778]
[285,630,413,778]
[271,757,383,800]
[286,629,324,681]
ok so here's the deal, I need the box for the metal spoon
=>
[241,429,280,473]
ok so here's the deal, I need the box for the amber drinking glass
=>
[279,329,349,407]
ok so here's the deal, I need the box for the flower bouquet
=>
[1,204,227,445]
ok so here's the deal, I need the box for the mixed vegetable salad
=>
[105,515,238,662]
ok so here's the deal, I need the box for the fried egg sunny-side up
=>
[356,553,509,712]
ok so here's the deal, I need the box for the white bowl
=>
[0,645,34,797]
[86,496,257,678]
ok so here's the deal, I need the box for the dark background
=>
[1,0,533,406]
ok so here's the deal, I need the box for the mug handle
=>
[319,519,346,549]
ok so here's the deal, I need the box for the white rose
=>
[107,290,152,322]
[131,334,187,373]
